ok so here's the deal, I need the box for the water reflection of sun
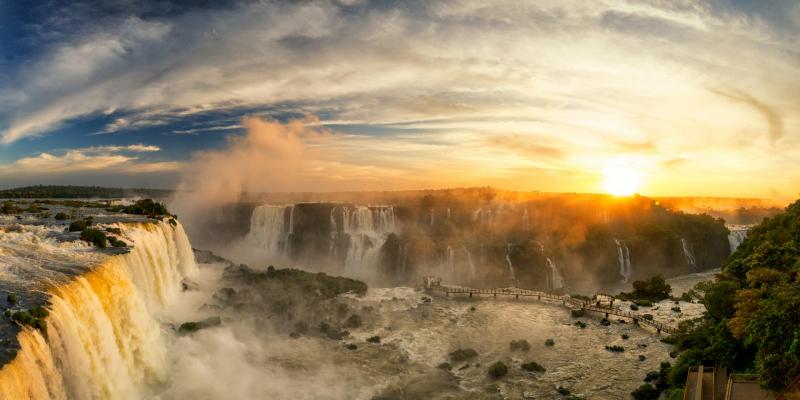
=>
[602,165,642,196]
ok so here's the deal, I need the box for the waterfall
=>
[522,209,530,231]
[288,205,295,235]
[446,208,451,221]
[680,238,696,269]
[400,243,409,278]
[246,205,291,256]
[727,226,749,254]
[429,209,435,225]
[341,206,396,279]
[328,206,339,257]
[462,245,476,280]
[472,208,493,226]
[505,243,516,284]
[546,257,565,290]
[613,239,632,282]
[444,245,455,275]
[0,220,197,400]
[343,206,395,234]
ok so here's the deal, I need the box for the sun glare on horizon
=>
[602,164,642,196]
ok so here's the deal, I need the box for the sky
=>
[0,0,798,198]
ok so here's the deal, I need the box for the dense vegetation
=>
[617,276,672,302]
[0,185,170,199]
[664,199,800,394]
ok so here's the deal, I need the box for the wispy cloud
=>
[167,124,243,136]
[0,143,175,175]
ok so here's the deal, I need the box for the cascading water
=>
[614,239,632,282]
[546,257,565,290]
[248,204,397,278]
[246,205,291,256]
[727,225,749,254]
[443,246,455,276]
[462,245,476,280]
[0,220,197,400]
[341,206,396,279]
[505,243,516,284]
[680,238,696,269]
[329,206,338,256]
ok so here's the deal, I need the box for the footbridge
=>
[426,281,677,335]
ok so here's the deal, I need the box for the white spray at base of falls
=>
[0,221,197,400]
[614,239,632,283]
[680,238,696,269]
[546,257,565,290]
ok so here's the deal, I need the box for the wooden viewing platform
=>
[428,283,678,335]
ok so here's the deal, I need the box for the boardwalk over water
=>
[429,284,678,335]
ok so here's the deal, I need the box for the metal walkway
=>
[429,285,678,335]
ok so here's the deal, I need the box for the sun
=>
[602,165,642,196]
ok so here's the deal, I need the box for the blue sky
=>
[0,0,798,197]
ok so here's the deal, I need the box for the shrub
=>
[122,199,171,217]
[639,355,647,361]
[106,227,122,235]
[487,361,508,378]
[557,386,571,395]
[642,314,654,321]
[509,339,531,352]
[437,362,452,370]
[367,336,381,343]
[521,361,546,373]
[30,306,49,318]
[571,309,586,317]
[545,338,555,347]
[7,293,17,304]
[671,306,681,313]
[108,237,127,247]
[80,228,108,248]
[449,348,478,362]
[574,321,586,329]
[600,318,611,326]
[630,384,660,400]
[345,343,357,350]
[630,304,639,311]
[54,212,69,220]
[344,314,362,328]
[634,299,653,307]
[178,316,221,334]
[0,201,20,214]
[68,219,89,232]
[605,345,624,352]
[621,334,629,340]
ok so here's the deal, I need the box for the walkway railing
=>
[429,284,677,335]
